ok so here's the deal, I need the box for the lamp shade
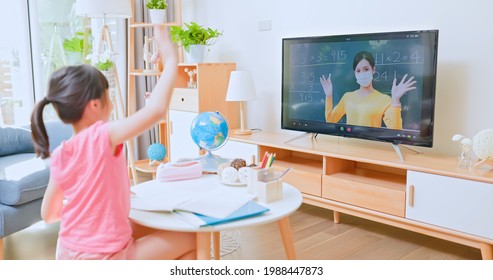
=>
[39,0,74,23]
[226,71,257,102]
[76,0,132,18]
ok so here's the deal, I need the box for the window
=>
[0,1,34,125]
[0,0,127,126]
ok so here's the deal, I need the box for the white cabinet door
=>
[169,110,199,162]
[406,171,493,239]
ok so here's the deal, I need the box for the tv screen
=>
[281,30,438,147]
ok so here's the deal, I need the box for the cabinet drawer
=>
[322,175,405,217]
[278,168,321,197]
[170,88,198,112]
[406,171,493,239]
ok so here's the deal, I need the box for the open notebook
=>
[131,183,262,219]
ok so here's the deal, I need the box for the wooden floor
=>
[2,172,482,260]
[4,203,481,260]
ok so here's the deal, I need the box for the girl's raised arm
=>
[108,26,178,148]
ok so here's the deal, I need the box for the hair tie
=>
[44,97,51,104]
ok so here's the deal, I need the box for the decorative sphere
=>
[221,167,238,183]
[472,129,493,160]
[238,167,249,184]
[147,143,167,161]
[190,111,229,151]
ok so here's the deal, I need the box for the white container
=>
[246,167,261,194]
[255,179,283,203]
[149,9,167,24]
[185,45,207,63]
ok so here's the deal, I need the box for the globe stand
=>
[196,151,230,173]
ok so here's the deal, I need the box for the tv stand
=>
[392,143,423,162]
[284,132,318,144]
[231,131,493,259]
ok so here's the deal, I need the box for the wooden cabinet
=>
[168,63,239,162]
[406,171,493,240]
[230,131,493,259]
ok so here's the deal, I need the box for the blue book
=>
[176,201,269,227]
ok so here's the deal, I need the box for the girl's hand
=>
[320,74,333,98]
[391,74,417,106]
[153,26,178,65]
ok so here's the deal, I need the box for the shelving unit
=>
[231,131,493,259]
[168,63,238,162]
[126,0,182,182]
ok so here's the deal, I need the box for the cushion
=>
[0,126,34,156]
[0,153,49,205]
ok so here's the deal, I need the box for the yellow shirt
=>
[325,89,402,129]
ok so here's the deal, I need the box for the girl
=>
[31,27,196,260]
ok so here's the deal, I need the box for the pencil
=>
[265,153,273,169]
[260,151,269,168]
[269,153,276,167]
[277,168,292,180]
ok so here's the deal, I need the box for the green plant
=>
[95,60,114,71]
[146,0,167,9]
[87,51,114,71]
[170,22,223,52]
[63,32,85,53]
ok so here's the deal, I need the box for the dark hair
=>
[31,64,109,159]
[353,51,376,70]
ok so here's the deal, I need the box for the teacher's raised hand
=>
[391,74,417,107]
[320,74,333,98]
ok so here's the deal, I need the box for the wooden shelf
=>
[129,69,161,76]
[130,22,180,28]
[273,157,323,174]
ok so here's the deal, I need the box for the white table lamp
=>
[226,71,257,135]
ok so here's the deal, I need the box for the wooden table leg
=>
[333,211,340,224]
[196,232,211,260]
[213,232,220,260]
[480,243,493,260]
[278,217,296,260]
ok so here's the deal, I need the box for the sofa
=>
[0,121,72,259]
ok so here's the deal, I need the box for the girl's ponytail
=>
[29,64,108,159]
[31,98,50,159]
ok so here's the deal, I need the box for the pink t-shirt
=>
[50,121,132,254]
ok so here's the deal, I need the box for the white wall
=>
[182,0,493,156]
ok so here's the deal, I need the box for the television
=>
[281,30,438,147]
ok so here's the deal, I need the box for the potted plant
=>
[86,51,115,88]
[170,22,223,63]
[63,32,85,65]
[146,0,168,24]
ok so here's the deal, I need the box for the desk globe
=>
[190,111,230,172]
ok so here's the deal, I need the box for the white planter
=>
[101,70,115,89]
[185,45,207,63]
[149,9,167,24]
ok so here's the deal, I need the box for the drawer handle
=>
[181,98,185,102]
[408,185,414,207]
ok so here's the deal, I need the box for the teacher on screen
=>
[320,51,416,129]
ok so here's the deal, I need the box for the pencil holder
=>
[247,167,279,194]
[255,179,283,203]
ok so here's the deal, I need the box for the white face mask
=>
[355,71,373,87]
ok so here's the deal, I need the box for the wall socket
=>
[259,20,272,31]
